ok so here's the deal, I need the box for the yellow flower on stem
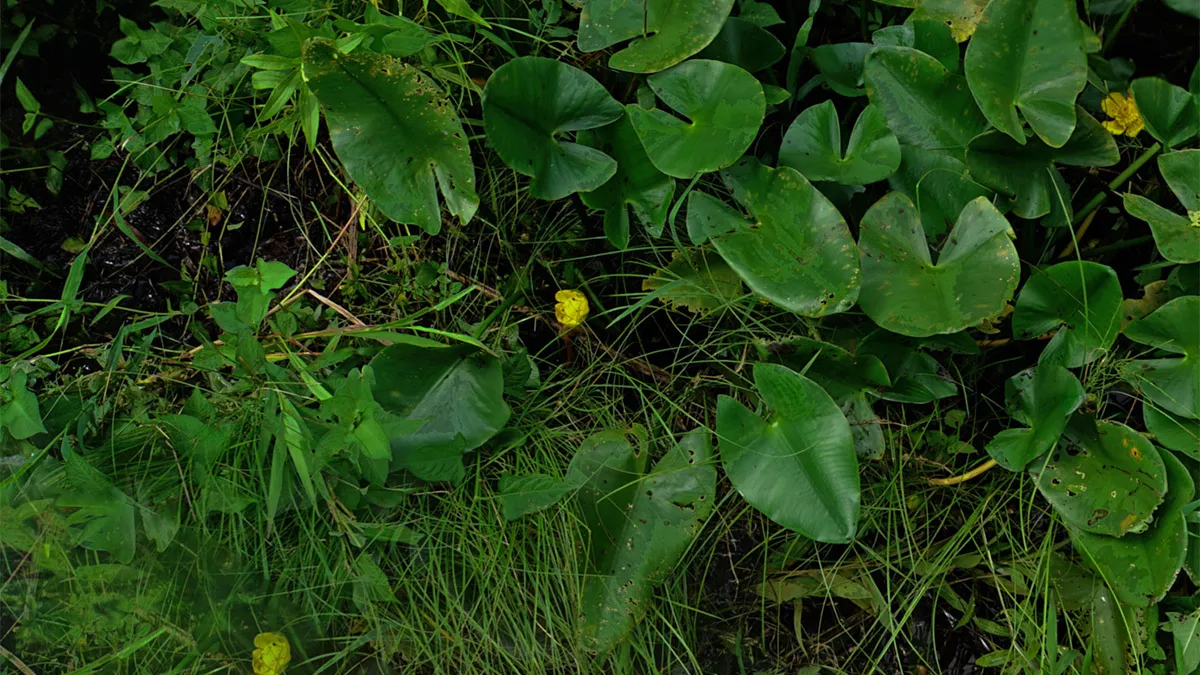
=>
[554,290,589,329]
[1101,91,1143,137]
[252,632,291,675]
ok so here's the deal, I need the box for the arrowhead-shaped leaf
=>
[779,101,900,185]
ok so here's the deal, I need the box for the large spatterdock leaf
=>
[717,363,860,543]
[686,157,861,316]
[302,39,477,235]
[1124,296,1200,420]
[369,343,510,483]
[1131,77,1200,148]
[1036,415,1167,537]
[857,193,1020,337]
[873,0,989,42]
[578,114,674,249]
[810,43,874,97]
[1069,447,1193,607]
[963,0,1087,148]
[569,428,715,654]
[482,57,624,200]
[966,108,1119,220]
[577,0,735,73]
[986,365,1085,471]
[627,60,765,178]
[779,101,900,185]
[1011,260,1123,368]
[1124,150,1200,264]
[864,46,989,159]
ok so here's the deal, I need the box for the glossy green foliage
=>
[986,365,1085,471]
[1011,261,1123,367]
[1131,77,1200,147]
[811,43,873,97]
[964,0,1087,147]
[1124,150,1200,263]
[498,473,572,520]
[483,57,624,200]
[579,114,675,249]
[627,60,765,178]
[1124,296,1200,420]
[568,429,715,653]
[857,193,1020,337]
[696,16,785,72]
[1143,406,1200,460]
[779,102,900,185]
[871,19,959,72]
[857,333,960,404]
[686,158,861,316]
[759,337,891,402]
[717,363,860,543]
[369,343,510,483]
[577,0,735,73]
[889,146,994,238]
[302,40,477,235]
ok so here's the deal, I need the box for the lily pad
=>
[1069,447,1192,607]
[482,57,624,200]
[964,0,1087,148]
[686,158,861,316]
[985,365,1085,471]
[966,109,1119,219]
[302,39,477,235]
[1124,150,1200,264]
[579,114,675,249]
[577,0,736,74]
[570,428,715,653]
[1011,261,1123,368]
[1130,77,1200,148]
[717,363,860,542]
[695,16,786,72]
[864,46,989,158]
[779,101,901,185]
[369,343,510,482]
[857,193,1020,337]
[1124,296,1200,420]
[1036,415,1167,538]
[627,60,765,178]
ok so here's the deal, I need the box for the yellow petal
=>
[1125,118,1144,137]
[1101,93,1122,117]
[554,289,589,328]
[1102,119,1126,135]
[252,632,291,675]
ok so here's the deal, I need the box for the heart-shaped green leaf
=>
[578,114,675,249]
[1131,77,1200,148]
[1143,405,1200,460]
[964,0,1087,148]
[986,365,1085,471]
[302,39,477,235]
[858,193,1019,337]
[864,46,989,158]
[1036,415,1167,538]
[628,60,765,178]
[482,56,624,200]
[570,428,715,653]
[696,16,786,72]
[779,101,901,185]
[758,336,891,402]
[966,109,1119,219]
[577,0,735,74]
[1068,447,1192,607]
[889,146,994,237]
[1011,261,1123,368]
[686,158,861,316]
[717,363,860,542]
[369,343,510,483]
[1124,296,1200,420]
[1124,150,1200,264]
[811,43,873,97]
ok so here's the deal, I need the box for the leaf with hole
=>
[578,114,674,249]
[964,0,1087,148]
[1011,260,1123,368]
[779,101,900,185]
[717,363,860,542]
[1124,150,1200,264]
[481,57,623,201]
[985,365,1084,471]
[686,158,860,316]
[577,0,735,73]
[627,60,765,178]
[1035,415,1166,538]
[1123,296,1200,420]
[570,428,715,654]
[303,39,477,235]
[857,193,1019,337]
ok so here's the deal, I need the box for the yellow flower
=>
[1101,91,1143,137]
[252,632,291,675]
[554,289,589,329]
[1190,210,1200,228]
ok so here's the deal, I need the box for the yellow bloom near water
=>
[252,632,291,675]
[554,289,589,328]
[1101,91,1143,137]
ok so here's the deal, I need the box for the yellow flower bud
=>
[554,289,589,329]
[252,632,291,675]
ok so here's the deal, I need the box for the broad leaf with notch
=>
[578,114,674,249]
[1123,296,1200,420]
[779,101,900,185]
[577,0,735,73]
[1124,150,1200,264]
[1011,260,1123,368]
